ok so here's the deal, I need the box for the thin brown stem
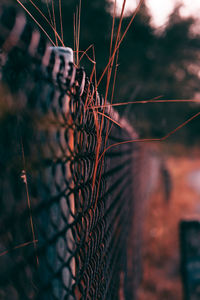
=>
[98,111,200,163]
[16,0,56,46]
[51,0,58,46]
[59,0,64,42]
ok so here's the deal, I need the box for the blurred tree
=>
[109,3,200,143]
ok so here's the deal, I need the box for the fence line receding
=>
[0,5,150,300]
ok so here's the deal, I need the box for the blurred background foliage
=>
[5,0,200,144]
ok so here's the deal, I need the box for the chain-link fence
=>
[0,5,147,300]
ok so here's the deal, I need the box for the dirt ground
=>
[138,150,200,300]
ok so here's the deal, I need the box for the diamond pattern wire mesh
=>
[0,5,143,300]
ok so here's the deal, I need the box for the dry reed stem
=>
[89,1,145,199]
[19,0,65,46]
[51,0,58,46]
[92,0,129,205]
[76,45,96,66]
[73,0,82,66]
[0,240,38,258]
[98,111,200,163]
[110,0,117,56]
[45,0,54,27]
[59,0,64,42]
[91,0,144,98]
[91,98,200,109]
[16,0,56,46]
[20,138,39,266]
[96,111,123,128]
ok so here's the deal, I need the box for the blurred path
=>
[138,154,200,300]
[188,170,200,194]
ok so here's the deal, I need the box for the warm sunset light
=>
[2,2,200,300]
[114,0,200,27]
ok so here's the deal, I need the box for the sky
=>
[114,0,200,27]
